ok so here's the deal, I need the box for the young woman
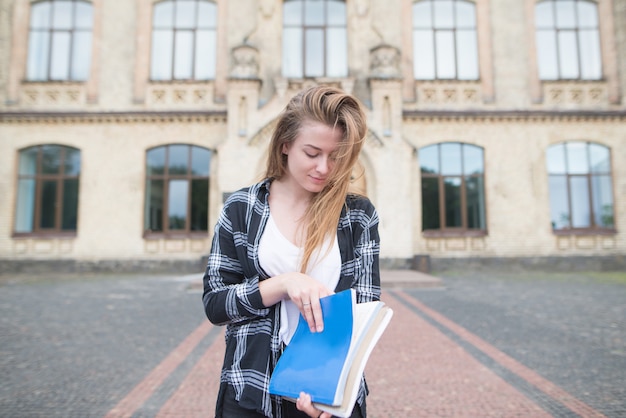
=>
[203,86,381,418]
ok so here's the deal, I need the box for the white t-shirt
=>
[259,213,341,345]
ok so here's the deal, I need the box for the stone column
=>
[221,45,263,192]
[368,45,415,266]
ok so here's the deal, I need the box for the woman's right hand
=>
[259,272,333,333]
[284,273,333,333]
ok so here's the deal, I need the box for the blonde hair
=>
[265,86,367,272]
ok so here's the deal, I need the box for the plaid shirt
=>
[202,179,381,418]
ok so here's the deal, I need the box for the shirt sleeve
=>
[202,199,270,325]
[352,200,382,304]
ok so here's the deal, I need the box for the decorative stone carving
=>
[369,45,400,78]
[542,82,608,107]
[415,82,481,106]
[230,45,260,79]
[20,83,86,107]
[146,83,220,108]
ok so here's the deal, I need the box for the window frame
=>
[534,0,602,81]
[143,144,212,238]
[526,0,620,104]
[13,144,81,237]
[26,0,95,82]
[403,0,495,104]
[420,142,488,237]
[149,0,218,81]
[412,0,480,81]
[6,0,102,105]
[133,0,227,103]
[282,0,348,79]
[546,141,616,235]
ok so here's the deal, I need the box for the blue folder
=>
[269,289,354,405]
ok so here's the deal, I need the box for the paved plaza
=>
[0,269,624,417]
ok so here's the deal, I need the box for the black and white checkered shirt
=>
[202,178,381,417]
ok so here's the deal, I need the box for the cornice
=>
[403,109,626,122]
[0,110,228,124]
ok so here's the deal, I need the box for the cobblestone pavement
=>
[0,270,624,417]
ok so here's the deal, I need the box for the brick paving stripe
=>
[155,329,225,417]
[104,321,213,418]
[391,290,608,418]
[365,292,550,417]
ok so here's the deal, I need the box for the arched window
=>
[535,0,602,80]
[26,0,94,81]
[15,145,81,234]
[546,142,614,231]
[282,0,347,78]
[412,0,479,80]
[144,144,212,235]
[150,0,217,81]
[420,142,486,232]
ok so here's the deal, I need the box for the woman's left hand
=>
[296,392,332,418]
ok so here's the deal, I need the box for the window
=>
[546,142,614,231]
[26,0,94,81]
[15,145,80,234]
[145,144,212,235]
[413,0,479,80]
[420,142,486,233]
[282,0,348,78]
[535,0,602,80]
[150,0,217,81]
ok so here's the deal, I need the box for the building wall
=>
[1,0,625,273]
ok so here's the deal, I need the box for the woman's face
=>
[282,121,343,195]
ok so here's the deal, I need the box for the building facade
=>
[0,0,625,274]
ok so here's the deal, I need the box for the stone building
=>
[0,0,624,273]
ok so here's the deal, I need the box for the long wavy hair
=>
[265,86,367,273]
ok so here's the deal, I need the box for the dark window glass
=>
[413,0,479,80]
[421,177,441,230]
[535,0,602,80]
[27,0,93,81]
[444,177,462,227]
[191,179,209,231]
[420,142,486,232]
[15,145,81,234]
[546,141,614,231]
[146,180,165,231]
[150,0,217,80]
[282,0,347,78]
[40,180,58,229]
[144,144,212,235]
[62,178,79,230]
